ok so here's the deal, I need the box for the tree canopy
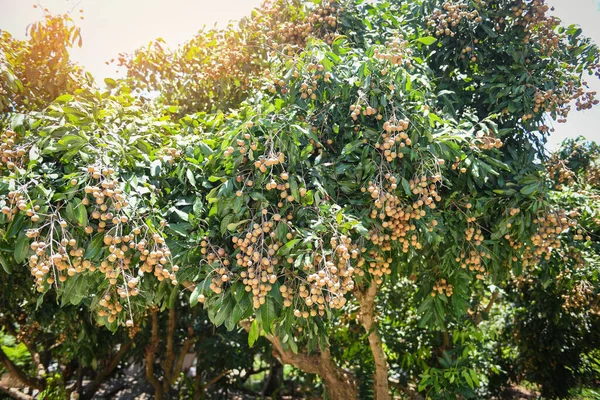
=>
[1,1,599,399]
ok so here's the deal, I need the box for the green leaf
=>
[258,297,277,333]
[462,369,474,389]
[5,213,26,239]
[248,319,260,347]
[401,178,412,196]
[186,169,197,187]
[104,77,117,87]
[227,219,249,232]
[416,37,437,46]
[520,183,539,195]
[60,273,87,306]
[211,294,234,327]
[190,284,202,307]
[0,253,11,273]
[74,198,88,226]
[55,94,74,103]
[277,239,299,256]
[84,233,105,260]
[14,232,29,263]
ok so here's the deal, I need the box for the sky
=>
[0,0,599,149]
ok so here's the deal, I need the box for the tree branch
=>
[82,340,132,400]
[172,310,197,381]
[0,347,44,391]
[474,291,500,326]
[1,321,45,377]
[0,384,33,400]
[203,370,228,390]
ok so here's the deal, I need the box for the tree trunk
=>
[145,309,164,400]
[162,306,177,391]
[355,284,391,400]
[260,328,357,399]
[316,350,358,400]
[261,358,283,397]
[240,319,357,400]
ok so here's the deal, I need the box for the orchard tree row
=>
[1,0,599,399]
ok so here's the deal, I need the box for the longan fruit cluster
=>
[459,43,480,63]
[562,281,600,316]
[451,157,468,174]
[365,175,441,253]
[531,85,595,123]
[572,228,590,242]
[374,36,413,66]
[294,234,358,315]
[270,1,339,47]
[264,171,305,202]
[253,151,285,173]
[431,279,453,297]
[349,104,381,121]
[16,320,41,344]
[465,225,484,244]
[364,250,392,284]
[20,166,176,324]
[474,132,503,150]
[426,1,483,38]
[27,226,86,291]
[298,76,320,100]
[514,0,560,55]
[1,191,39,221]
[0,130,27,172]
[586,165,600,186]
[199,240,231,296]
[522,210,574,268]
[574,90,599,112]
[225,132,257,158]
[116,0,338,113]
[98,292,125,323]
[233,219,284,309]
[160,147,182,165]
[547,156,575,189]
[375,118,412,162]
[457,249,490,280]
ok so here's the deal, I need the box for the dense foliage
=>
[1,1,599,399]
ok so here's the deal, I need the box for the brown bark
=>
[259,325,357,400]
[239,320,357,399]
[0,347,44,391]
[162,306,176,391]
[171,310,197,396]
[82,340,132,400]
[145,309,164,400]
[474,291,499,326]
[355,284,390,400]
[0,385,33,400]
